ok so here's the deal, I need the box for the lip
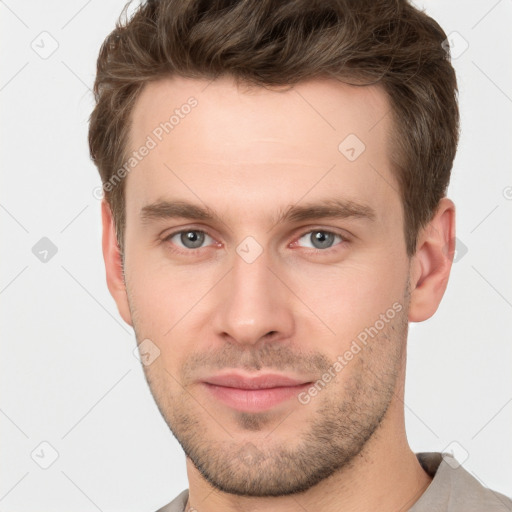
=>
[201,372,312,412]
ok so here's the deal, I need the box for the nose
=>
[212,248,295,348]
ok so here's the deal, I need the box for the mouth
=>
[200,372,313,413]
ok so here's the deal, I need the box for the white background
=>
[1,1,511,510]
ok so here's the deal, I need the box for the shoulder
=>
[155,488,189,512]
[411,452,512,512]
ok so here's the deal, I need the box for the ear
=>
[101,200,133,326]
[408,197,456,322]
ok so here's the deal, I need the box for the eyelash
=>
[162,228,349,256]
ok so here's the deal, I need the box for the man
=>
[88,0,511,511]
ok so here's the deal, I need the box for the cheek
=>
[288,256,406,343]
[125,255,222,340]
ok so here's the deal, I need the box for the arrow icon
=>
[31,441,59,469]
[30,31,59,60]
[32,237,58,262]
[236,236,263,263]
[134,338,160,366]
[338,134,365,161]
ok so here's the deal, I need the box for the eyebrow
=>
[140,198,376,227]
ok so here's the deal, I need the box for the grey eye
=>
[169,230,213,249]
[298,230,342,250]
[182,231,204,248]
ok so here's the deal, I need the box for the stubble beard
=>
[133,303,408,497]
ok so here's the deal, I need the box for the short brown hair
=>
[88,0,459,257]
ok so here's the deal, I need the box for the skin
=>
[102,75,455,512]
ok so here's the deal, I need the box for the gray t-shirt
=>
[156,452,512,512]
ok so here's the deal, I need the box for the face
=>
[115,75,414,495]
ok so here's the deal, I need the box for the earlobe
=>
[408,198,456,323]
[101,200,133,326]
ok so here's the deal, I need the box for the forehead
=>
[126,75,400,227]
[129,75,391,157]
